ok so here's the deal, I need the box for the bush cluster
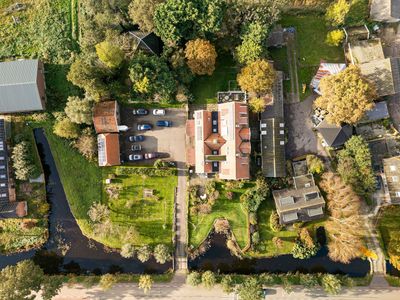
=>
[115,167,176,177]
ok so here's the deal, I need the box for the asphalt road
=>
[40,280,400,300]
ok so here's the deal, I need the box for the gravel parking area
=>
[119,107,187,165]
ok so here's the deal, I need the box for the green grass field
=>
[0,0,75,62]
[189,181,253,249]
[271,14,344,100]
[43,124,103,239]
[251,199,298,257]
[377,205,400,257]
[102,168,177,247]
[190,52,239,105]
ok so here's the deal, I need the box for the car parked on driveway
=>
[131,144,142,151]
[132,108,148,115]
[128,135,145,142]
[144,152,159,160]
[153,109,165,116]
[137,124,152,131]
[156,120,172,127]
[128,154,143,161]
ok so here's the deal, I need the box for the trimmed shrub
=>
[269,211,283,232]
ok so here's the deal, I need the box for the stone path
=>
[174,161,188,272]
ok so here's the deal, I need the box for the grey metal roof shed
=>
[0,59,46,113]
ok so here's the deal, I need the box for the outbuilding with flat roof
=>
[272,174,325,225]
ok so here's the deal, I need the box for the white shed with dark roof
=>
[0,59,46,113]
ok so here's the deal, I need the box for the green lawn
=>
[0,0,75,63]
[189,182,253,249]
[248,199,297,257]
[377,205,400,257]
[42,124,103,239]
[102,167,177,247]
[271,13,344,100]
[190,52,239,105]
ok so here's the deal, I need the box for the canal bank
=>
[189,232,370,277]
[0,129,170,274]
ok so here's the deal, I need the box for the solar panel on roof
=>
[307,207,323,217]
[280,196,294,206]
[283,212,298,222]
[304,192,319,201]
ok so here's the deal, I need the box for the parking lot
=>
[120,107,187,165]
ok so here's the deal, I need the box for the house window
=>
[390,165,397,171]
[0,183,5,187]
[0,193,6,198]
[396,191,400,197]
[279,130,284,135]
[393,176,399,182]
[280,141,284,146]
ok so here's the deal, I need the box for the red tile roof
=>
[93,101,119,133]
[98,133,120,166]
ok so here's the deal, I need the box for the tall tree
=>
[138,275,153,294]
[319,173,365,263]
[129,53,177,102]
[237,59,276,95]
[314,65,376,125]
[95,41,125,69]
[153,0,225,45]
[64,96,93,125]
[235,22,268,64]
[153,244,172,264]
[248,97,266,113]
[67,53,110,101]
[325,0,350,26]
[185,39,217,75]
[237,277,263,300]
[337,136,376,198]
[12,141,38,181]
[0,260,62,300]
[128,0,162,32]
[201,271,216,289]
[53,118,80,139]
[321,274,342,295]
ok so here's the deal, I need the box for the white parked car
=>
[153,109,166,116]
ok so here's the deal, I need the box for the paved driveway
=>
[120,108,187,165]
[284,95,326,159]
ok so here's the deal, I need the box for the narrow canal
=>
[0,129,376,278]
[0,129,170,274]
[189,231,370,277]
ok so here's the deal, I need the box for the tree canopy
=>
[95,41,125,69]
[64,96,93,125]
[129,53,177,102]
[0,260,62,300]
[237,277,263,300]
[337,136,376,198]
[325,0,350,26]
[128,0,162,32]
[248,97,266,113]
[185,39,217,75]
[53,118,80,139]
[314,65,376,125]
[237,59,276,95]
[153,0,225,44]
[236,22,268,64]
